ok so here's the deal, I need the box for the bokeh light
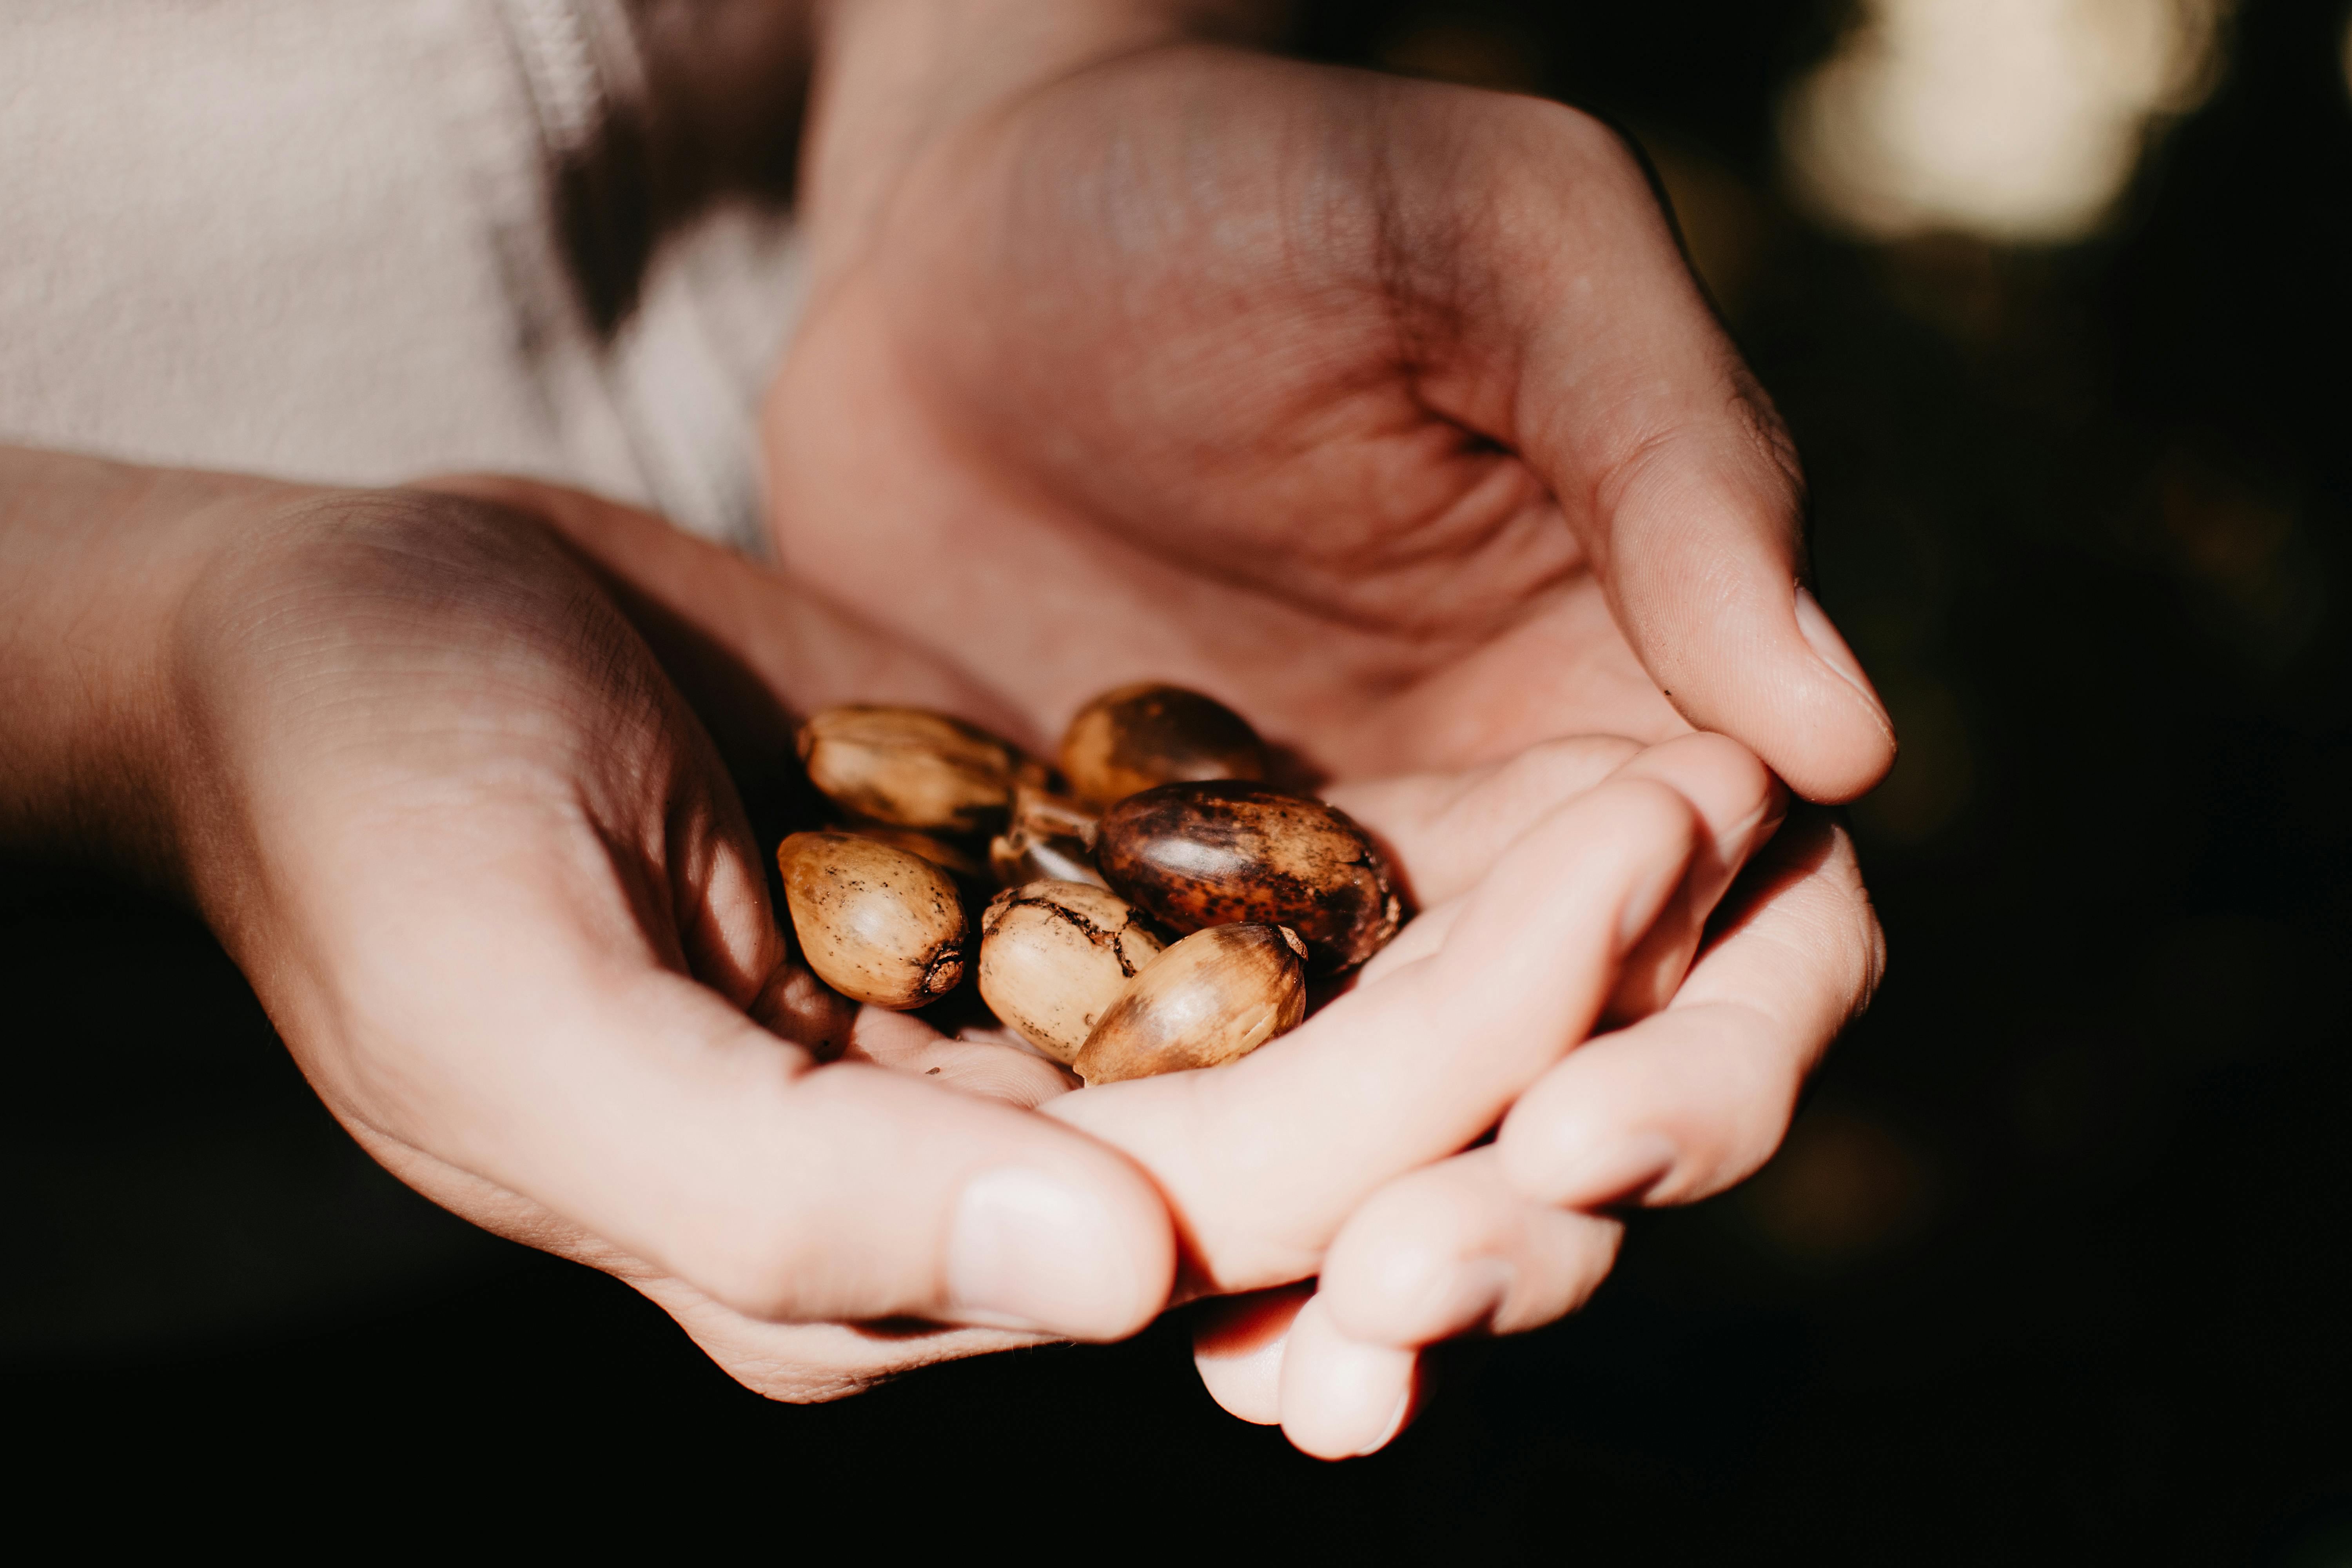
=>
[1781,0,2230,242]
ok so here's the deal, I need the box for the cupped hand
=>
[757,11,1895,1452]
[768,23,1896,799]
[159,478,1180,1399]
[446,481,1835,1439]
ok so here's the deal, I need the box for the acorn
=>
[976,880,1165,1063]
[988,783,1106,889]
[836,822,988,882]
[1094,780,1404,973]
[796,705,1021,833]
[777,831,968,1009]
[1073,924,1307,1085]
[1058,683,1269,808]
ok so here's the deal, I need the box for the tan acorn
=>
[976,881,1165,1064]
[1073,923,1308,1085]
[796,705,1022,833]
[836,822,988,882]
[988,783,1106,889]
[1095,780,1403,973]
[1058,683,1269,807]
[777,831,968,1009]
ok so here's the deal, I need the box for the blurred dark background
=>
[8,1,2350,1557]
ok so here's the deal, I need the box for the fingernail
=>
[1616,857,1688,951]
[1793,587,1893,735]
[1715,793,1790,874]
[1539,1129,1679,1207]
[1312,1333,1414,1455]
[946,1167,1136,1338]
[1356,1387,1414,1457]
[1283,1299,1419,1460]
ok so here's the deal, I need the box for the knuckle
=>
[254,487,556,595]
[671,1229,846,1327]
[1483,96,1647,189]
[1528,734,1644,775]
[1592,774,1702,848]
[179,485,581,670]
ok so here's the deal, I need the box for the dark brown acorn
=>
[1058,683,1269,808]
[1095,780,1403,973]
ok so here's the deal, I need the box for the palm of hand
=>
[764,46,1702,777]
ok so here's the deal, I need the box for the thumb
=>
[347,924,1176,1338]
[1421,101,1895,802]
[1554,376,1895,805]
[564,978,1177,1338]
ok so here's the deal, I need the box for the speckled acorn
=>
[796,705,1022,834]
[1094,780,1404,973]
[777,831,969,1009]
[1073,923,1307,1085]
[1058,683,1269,808]
[976,880,1165,1064]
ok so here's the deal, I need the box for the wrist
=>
[0,448,293,885]
[800,0,1272,287]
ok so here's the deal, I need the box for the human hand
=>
[473,482,1797,1410]
[0,452,1186,1399]
[758,1,1894,1450]
[767,2,1895,799]
[88,461,1851,1440]
[461,482,1834,1448]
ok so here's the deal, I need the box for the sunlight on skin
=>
[771,39,1896,804]
[401,473,1878,1450]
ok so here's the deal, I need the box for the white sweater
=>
[0,0,803,553]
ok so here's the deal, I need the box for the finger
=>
[1051,775,1700,1291]
[1497,810,1884,1209]
[517,977,1170,1336]
[1338,734,1783,1023]
[662,749,862,1058]
[840,1004,1076,1109]
[1278,1295,1423,1460]
[1191,1284,1313,1426]
[1600,733,1787,1021]
[1324,735,1641,906]
[304,824,1174,1338]
[1399,103,1895,802]
[1316,1147,1623,1348]
[350,1123,1053,1402]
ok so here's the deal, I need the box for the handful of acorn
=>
[775,684,1405,1084]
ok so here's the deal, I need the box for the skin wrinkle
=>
[182,497,756,1147]
[905,55,1583,646]
[778,182,1641,771]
